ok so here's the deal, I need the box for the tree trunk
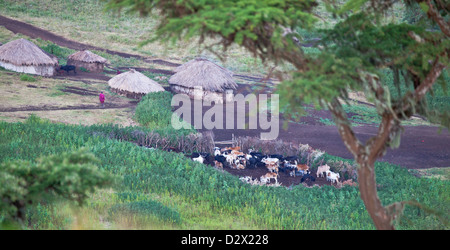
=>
[357,158,394,230]
[329,99,396,229]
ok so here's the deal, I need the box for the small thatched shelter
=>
[108,69,165,99]
[169,58,237,103]
[67,50,108,73]
[0,38,58,76]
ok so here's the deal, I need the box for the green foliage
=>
[25,202,70,230]
[381,68,450,124]
[278,52,363,115]
[280,11,448,128]
[0,148,116,225]
[41,43,75,59]
[19,74,37,82]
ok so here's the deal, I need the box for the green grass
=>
[134,91,187,130]
[19,74,37,82]
[0,116,448,230]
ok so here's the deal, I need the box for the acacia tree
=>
[104,0,449,229]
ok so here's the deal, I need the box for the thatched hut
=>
[169,58,237,103]
[67,50,108,73]
[108,69,165,99]
[0,38,58,76]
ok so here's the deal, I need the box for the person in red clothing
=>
[99,92,105,108]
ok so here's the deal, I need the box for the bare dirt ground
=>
[1,14,449,181]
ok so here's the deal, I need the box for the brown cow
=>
[261,172,278,184]
[291,164,309,177]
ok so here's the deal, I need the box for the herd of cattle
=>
[189,146,343,187]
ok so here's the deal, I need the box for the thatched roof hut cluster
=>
[108,58,237,101]
[108,69,165,99]
[169,58,237,103]
[0,38,237,103]
[0,38,108,76]
[0,38,58,76]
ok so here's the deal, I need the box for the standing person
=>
[99,91,105,108]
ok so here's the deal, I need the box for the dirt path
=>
[0,103,137,112]
[178,83,450,170]
[0,15,172,65]
[1,14,449,170]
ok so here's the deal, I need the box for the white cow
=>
[326,171,340,184]
[316,164,330,178]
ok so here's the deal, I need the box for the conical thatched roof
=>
[169,58,237,92]
[0,38,58,66]
[108,69,165,94]
[68,50,108,63]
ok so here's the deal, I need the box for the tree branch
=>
[413,57,446,101]
[394,56,446,118]
[327,98,363,159]
[425,0,450,37]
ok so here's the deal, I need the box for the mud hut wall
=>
[0,61,55,76]
[170,85,234,104]
[67,59,104,73]
[111,88,146,100]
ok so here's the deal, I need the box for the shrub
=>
[0,148,116,227]
[41,43,74,59]
[19,74,37,82]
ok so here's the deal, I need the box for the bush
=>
[0,148,116,227]
[19,74,37,82]
[41,43,74,59]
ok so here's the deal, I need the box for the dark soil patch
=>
[223,164,331,188]
[26,84,47,89]
[0,103,136,112]
[60,86,98,96]
[120,66,175,76]
[52,70,111,82]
